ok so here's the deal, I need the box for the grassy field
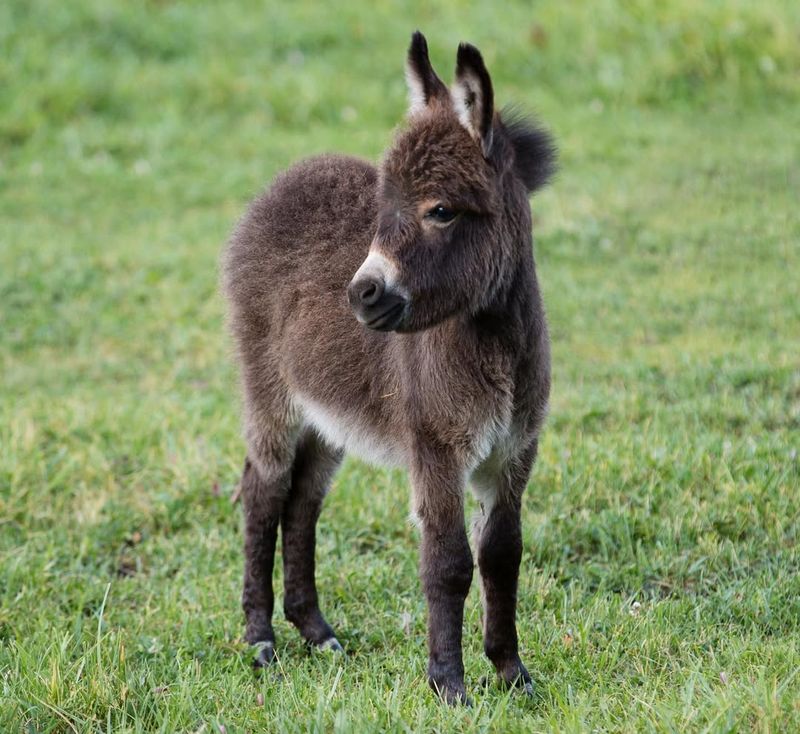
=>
[2,0,799,731]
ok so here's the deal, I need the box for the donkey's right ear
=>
[405,31,448,115]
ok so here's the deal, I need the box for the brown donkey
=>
[222,32,555,704]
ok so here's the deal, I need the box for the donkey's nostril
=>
[347,270,407,331]
[360,282,377,302]
[357,277,384,306]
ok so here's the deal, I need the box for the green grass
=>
[2,0,799,731]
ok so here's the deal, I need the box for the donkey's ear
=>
[406,31,448,115]
[453,42,494,156]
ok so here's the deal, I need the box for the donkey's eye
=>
[425,205,459,224]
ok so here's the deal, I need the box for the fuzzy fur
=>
[221,32,555,704]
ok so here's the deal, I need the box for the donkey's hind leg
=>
[281,428,344,650]
[240,403,297,667]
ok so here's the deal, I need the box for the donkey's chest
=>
[413,350,519,467]
[432,387,517,471]
[294,392,407,467]
[293,375,516,472]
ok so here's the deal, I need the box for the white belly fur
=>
[294,393,405,467]
[295,393,520,515]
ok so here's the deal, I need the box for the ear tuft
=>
[453,42,494,156]
[501,107,558,193]
[406,31,448,115]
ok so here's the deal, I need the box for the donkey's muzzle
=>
[347,273,408,332]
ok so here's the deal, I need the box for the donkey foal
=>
[222,32,555,704]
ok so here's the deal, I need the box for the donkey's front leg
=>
[472,440,538,694]
[413,460,474,705]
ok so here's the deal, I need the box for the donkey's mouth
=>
[365,300,407,332]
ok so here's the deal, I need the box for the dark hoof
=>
[455,693,474,707]
[443,688,473,707]
[520,679,534,697]
[315,637,345,655]
[480,674,533,697]
[430,679,471,706]
[490,658,534,696]
[499,671,533,694]
[503,672,533,696]
[252,641,276,668]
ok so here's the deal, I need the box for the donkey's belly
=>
[295,393,406,468]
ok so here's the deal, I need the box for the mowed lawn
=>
[2,1,799,731]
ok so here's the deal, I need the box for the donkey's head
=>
[348,31,555,332]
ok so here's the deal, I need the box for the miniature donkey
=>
[222,32,555,704]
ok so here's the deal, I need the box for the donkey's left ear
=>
[453,42,494,156]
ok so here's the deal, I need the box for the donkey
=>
[222,31,555,704]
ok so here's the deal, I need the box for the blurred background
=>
[2,1,799,731]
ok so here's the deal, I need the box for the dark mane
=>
[500,105,558,193]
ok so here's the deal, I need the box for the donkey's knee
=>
[477,507,522,579]
[421,529,474,600]
[240,463,289,550]
[424,550,473,600]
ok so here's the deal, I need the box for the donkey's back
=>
[225,154,377,345]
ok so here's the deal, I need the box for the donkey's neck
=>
[412,242,539,366]
[468,241,539,347]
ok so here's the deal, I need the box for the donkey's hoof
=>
[430,679,471,706]
[495,659,534,696]
[315,636,345,655]
[484,657,535,697]
[443,688,473,707]
[251,640,276,668]
[479,673,533,697]
[522,680,534,697]
[500,672,534,695]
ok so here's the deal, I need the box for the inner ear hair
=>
[454,42,494,156]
